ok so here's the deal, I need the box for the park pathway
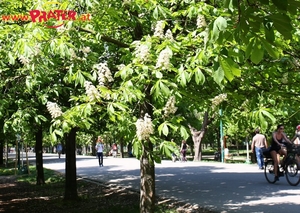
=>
[25,153,300,213]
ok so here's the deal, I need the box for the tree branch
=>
[78,27,130,48]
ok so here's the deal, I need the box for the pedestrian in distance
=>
[57,143,63,159]
[95,136,104,167]
[251,128,268,170]
[112,143,118,158]
[180,140,188,162]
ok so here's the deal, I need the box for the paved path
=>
[22,153,300,213]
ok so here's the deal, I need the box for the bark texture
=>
[140,142,155,213]
[64,127,78,200]
[189,111,213,161]
[35,127,45,185]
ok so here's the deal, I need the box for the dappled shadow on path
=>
[28,154,300,213]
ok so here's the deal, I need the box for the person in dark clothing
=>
[270,124,293,182]
[180,140,188,162]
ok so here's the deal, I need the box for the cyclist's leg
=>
[279,148,287,166]
[270,150,279,177]
[296,155,300,169]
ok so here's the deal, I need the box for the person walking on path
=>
[95,136,104,167]
[251,128,268,170]
[112,143,118,158]
[57,143,63,159]
[180,140,188,162]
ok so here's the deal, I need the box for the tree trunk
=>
[192,111,212,161]
[0,138,4,165]
[0,121,3,165]
[64,127,78,200]
[35,127,45,185]
[193,135,204,161]
[92,136,97,156]
[140,141,155,213]
[120,139,124,158]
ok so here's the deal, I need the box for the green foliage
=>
[1,3,300,211]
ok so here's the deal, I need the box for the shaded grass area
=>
[0,163,217,213]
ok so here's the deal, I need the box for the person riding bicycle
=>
[290,125,300,169]
[269,124,293,182]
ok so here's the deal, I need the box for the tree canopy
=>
[1,0,300,212]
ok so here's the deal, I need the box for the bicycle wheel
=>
[264,160,276,184]
[285,159,300,186]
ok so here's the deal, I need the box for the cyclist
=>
[269,124,293,182]
[290,125,300,169]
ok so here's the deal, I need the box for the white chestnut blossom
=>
[84,81,100,101]
[136,113,154,141]
[197,15,207,28]
[165,29,174,40]
[33,45,41,56]
[163,96,177,117]
[56,25,67,33]
[69,49,77,59]
[95,62,114,85]
[193,109,203,120]
[46,101,63,119]
[19,56,30,65]
[282,73,288,84]
[117,64,126,71]
[153,20,164,38]
[155,47,172,70]
[81,46,91,54]
[134,43,149,61]
[212,93,227,109]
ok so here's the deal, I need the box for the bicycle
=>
[264,144,300,186]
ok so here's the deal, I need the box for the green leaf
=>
[158,123,164,136]
[194,67,205,85]
[8,52,15,64]
[159,81,170,96]
[212,16,227,41]
[162,123,169,136]
[261,39,279,59]
[224,0,234,12]
[264,23,275,43]
[213,67,224,85]
[156,71,163,79]
[260,0,269,4]
[153,7,158,19]
[245,38,255,59]
[259,112,267,130]
[261,109,276,123]
[214,16,227,31]
[269,13,293,39]
[220,57,234,82]
[250,39,264,64]
[271,0,288,11]
[159,141,175,159]
[180,126,189,140]
[62,121,69,132]
[132,139,142,159]
[219,56,241,82]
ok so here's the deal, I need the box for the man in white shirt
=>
[251,128,268,170]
